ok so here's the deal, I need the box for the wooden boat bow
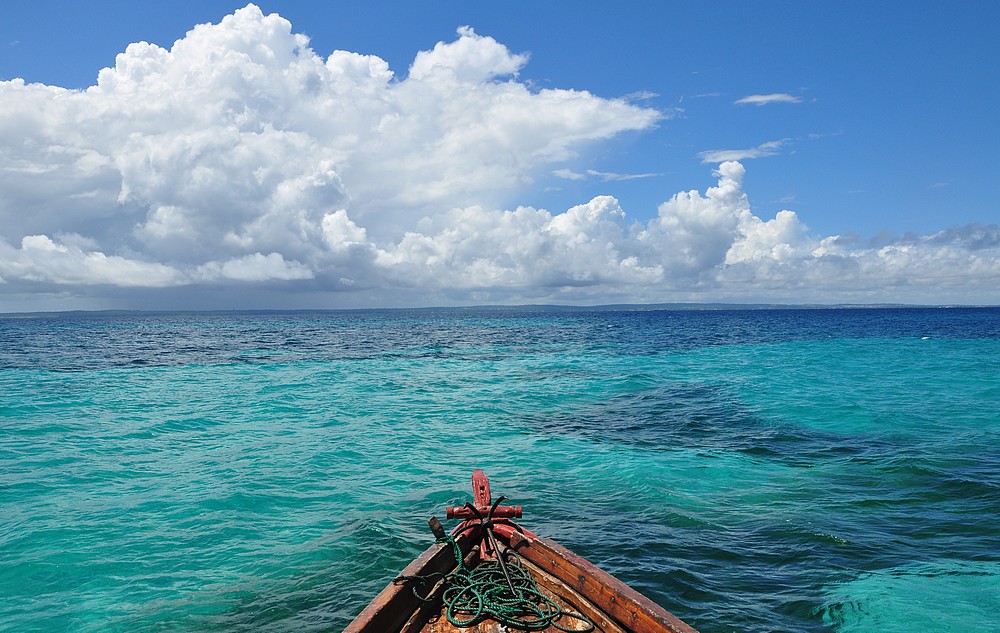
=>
[345,470,699,633]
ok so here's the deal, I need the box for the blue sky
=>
[1,2,998,309]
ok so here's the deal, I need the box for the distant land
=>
[2,303,997,319]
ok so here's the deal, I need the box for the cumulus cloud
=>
[195,253,313,282]
[0,235,184,287]
[0,5,997,308]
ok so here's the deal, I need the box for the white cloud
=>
[552,168,587,181]
[409,26,529,83]
[196,253,313,282]
[735,93,802,106]
[698,139,788,163]
[0,235,185,287]
[641,161,751,274]
[552,168,659,182]
[726,210,811,264]
[0,5,997,309]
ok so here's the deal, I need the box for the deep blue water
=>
[1,307,998,632]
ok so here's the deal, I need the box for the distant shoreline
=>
[2,303,998,319]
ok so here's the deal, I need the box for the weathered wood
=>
[504,530,699,633]
[398,574,447,633]
[472,469,491,508]
[344,471,701,633]
[344,530,475,633]
[521,556,628,632]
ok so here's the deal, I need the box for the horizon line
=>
[3,302,997,318]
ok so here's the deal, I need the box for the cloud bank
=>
[1,5,997,309]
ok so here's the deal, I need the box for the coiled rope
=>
[396,504,595,631]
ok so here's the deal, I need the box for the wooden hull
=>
[345,472,698,633]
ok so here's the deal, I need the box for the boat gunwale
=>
[345,524,698,633]
[501,528,698,633]
[343,529,478,633]
[345,469,699,633]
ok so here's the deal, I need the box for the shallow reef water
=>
[1,307,998,632]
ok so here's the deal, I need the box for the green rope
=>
[398,534,595,632]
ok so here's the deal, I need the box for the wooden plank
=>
[344,531,475,633]
[505,531,700,633]
[522,556,627,632]
[472,469,492,508]
[345,469,699,633]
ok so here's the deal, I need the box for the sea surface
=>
[1,307,998,633]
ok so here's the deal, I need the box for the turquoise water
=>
[1,308,998,632]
